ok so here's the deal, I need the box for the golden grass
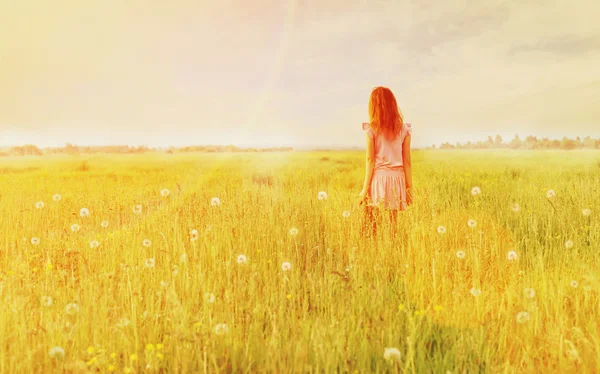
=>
[0,150,599,373]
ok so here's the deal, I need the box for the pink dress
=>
[362,122,412,210]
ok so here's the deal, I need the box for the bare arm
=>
[402,134,413,203]
[359,132,376,201]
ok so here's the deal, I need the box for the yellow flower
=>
[108,364,115,372]
[145,344,154,351]
[156,352,164,360]
[86,357,97,366]
[124,368,132,374]
[286,294,292,300]
[434,305,443,312]
[414,310,425,316]
[257,250,261,254]
[398,304,404,311]
[129,353,137,362]
[194,321,201,328]
[87,346,95,354]
[267,260,272,264]
[156,344,163,350]
[110,352,116,359]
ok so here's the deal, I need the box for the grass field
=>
[1,150,599,373]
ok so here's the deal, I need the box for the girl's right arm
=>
[402,134,413,205]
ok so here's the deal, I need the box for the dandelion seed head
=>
[582,208,591,216]
[80,208,90,218]
[190,229,199,242]
[546,189,556,199]
[281,262,292,271]
[214,323,229,335]
[41,295,53,307]
[132,205,143,215]
[524,288,536,298]
[31,237,40,245]
[516,311,530,324]
[101,220,109,228]
[317,191,328,201]
[160,188,170,197]
[49,346,65,359]
[565,240,574,249]
[437,226,447,234]
[142,239,152,247]
[71,224,81,232]
[237,254,247,265]
[89,240,100,249]
[507,251,518,261]
[467,219,477,228]
[342,210,351,218]
[470,288,481,297]
[570,280,579,288]
[65,303,79,315]
[204,293,216,304]
[52,194,62,202]
[456,250,466,259]
[35,201,45,209]
[511,203,520,212]
[383,347,401,362]
[289,227,299,236]
[471,186,481,196]
[211,197,221,207]
[144,258,155,268]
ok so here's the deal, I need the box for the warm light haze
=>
[1,0,599,148]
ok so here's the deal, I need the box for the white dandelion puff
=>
[160,281,168,288]
[211,197,221,207]
[116,318,130,328]
[89,240,100,249]
[570,280,578,288]
[214,323,229,335]
[524,288,536,298]
[507,251,518,261]
[142,239,152,247]
[144,258,155,268]
[516,311,530,324]
[281,262,292,271]
[456,250,466,259]
[383,347,401,362]
[52,194,62,202]
[31,237,40,245]
[70,224,81,232]
[582,208,591,217]
[48,346,65,359]
[546,189,556,199]
[79,208,90,217]
[289,227,299,236]
[35,201,45,209]
[342,210,351,218]
[317,191,328,201]
[204,292,216,304]
[237,254,247,264]
[511,203,520,212]
[471,186,481,196]
[470,288,481,297]
[565,240,574,249]
[160,188,170,197]
[467,219,477,228]
[41,295,53,307]
[101,220,109,228]
[437,226,447,234]
[65,303,79,315]
[190,229,199,242]
[132,204,143,215]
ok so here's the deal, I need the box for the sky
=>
[1,0,599,148]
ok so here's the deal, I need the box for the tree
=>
[494,134,503,146]
[509,134,522,149]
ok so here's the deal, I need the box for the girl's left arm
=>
[359,133,376,202]
[402,134,413,204]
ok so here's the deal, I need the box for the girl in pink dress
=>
[359,86,413,235]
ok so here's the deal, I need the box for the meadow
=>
[0,150,599,373]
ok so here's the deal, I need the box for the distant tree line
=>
[431,134,600,150]
[0,144,294,156]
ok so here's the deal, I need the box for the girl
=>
[358,86,413,236]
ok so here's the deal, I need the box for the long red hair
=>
[368,86,404,137]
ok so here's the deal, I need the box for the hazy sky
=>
[1,0,599,148]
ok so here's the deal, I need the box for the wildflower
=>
[281,262,292,271]
[117,318,130,328]
[31,237,40,245]
[204,292,216,304]
[48,346,65,359]
[160,281,168,288]
[286,294,292,299]
[211,197,221,207]
[160,188,170,197]
[65,303,79,315]
[516,311,530,324]
[383,347,401,362]
[237,254,247,264]
[156,353,164,360]
[90,240,100,249]
[511,203,520,212]
[519,289,535,300]
[180,253,188,263]
[467,219,477,228]
[582,208,591,216]
[71,224,81,232]
[52,194,62,202]
[434,305,444,312]
[129,353,138,362]
[565,240,574,249]
[214,323,229,335]
[101,220,109,228]
[507,251,518,261]
[546,189,556,199]
[142,239,152,247]
[398,304,404,311]
[145,344,154,351]
[470,288,481,297]
[570,280,578,288]
[156,344,163,350]
[342,210,351,218]
[35,201,45,209]
[317,191,328,201]
[190,229,199,242]
[456,250,466,259]
[289,227,299,236]
[437,226,447,234]
[80,208,90,217]
[132,204,143,215]
[87,346,95,354]
[108,364,115,372]
[471,186,481,196]
[41,296,53,307]
[144,258,155,268]
[413,310,425,316]
[110,352,117,359]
